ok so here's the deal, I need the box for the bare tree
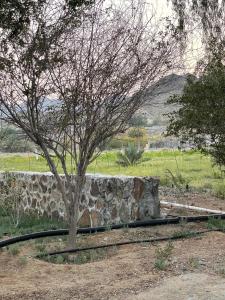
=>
[0,0,179,248]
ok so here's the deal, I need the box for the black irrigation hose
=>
[0,229,69,248]
[181,213,225,222]
[1,213,225,249]
[38,228,222,257]
[0,217,179,248]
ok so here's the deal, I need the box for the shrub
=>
[0,127,33,152]
[165,168,190,190]
[154,258,167,270]
[155,242,174,261]
[128,127,145,139]
[0,173,23,227]
[116,144,144,166]
[207,217,225,230]
[213,183,225,199]
[154,242,174,271]
[55,255,65,264]
[189,257,200,269]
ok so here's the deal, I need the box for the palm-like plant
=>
[116,144,144,166]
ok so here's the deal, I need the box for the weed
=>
[35,243,46,253]
[213,171,223,179]
[8,245,20,256]
[105,224,112,232]
[213,183,225,199]
[217,268,225,277]
[154,242,174,271]
[18,256,28,266]
[0,214,66,238]
[189,257,200,269]
[202,182,213,189]
[42,247,118,265]
[155,242,174,260]
[55,255,65,264]
[0,173,23,228]
[179,218,188,227]
[165,168,190,191]
[172,230,197,239]
[207,217,225,230]
[73,248,109,264]
[154,258,167,270]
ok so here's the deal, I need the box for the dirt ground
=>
[1,221,225,300]
[128,273,225,300]
[160,189,225,214]
[1,192,225,300]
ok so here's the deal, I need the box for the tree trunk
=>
[68,210,77,248]
[66,175,85,249]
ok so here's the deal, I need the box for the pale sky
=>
[111,0,205,73]
[150,0,205,73]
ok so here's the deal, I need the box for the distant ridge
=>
[139,73,190,123]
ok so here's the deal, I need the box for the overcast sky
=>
[151,0,204,73]
[111,0,204,73]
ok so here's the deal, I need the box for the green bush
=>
[0,127,34,152]
[116,144,144,166]
[107,128,148,150]
[43,248,115,265]
[154,258,167,270]
[207,217,225,230]
[0,173,23,227]
[213,183,225,199]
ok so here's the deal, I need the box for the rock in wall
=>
[0,172,160,227]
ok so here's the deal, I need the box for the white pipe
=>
[160,200,225,215]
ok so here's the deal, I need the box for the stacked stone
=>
[0,172,160,227]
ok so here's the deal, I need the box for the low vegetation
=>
[0,150,225,196]
[0,212,66,238]
[207,217,225,230]
[43,247,118,265]
[154,242,174,271]
[116,144,145,166]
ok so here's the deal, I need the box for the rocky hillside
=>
[139,73,189,125]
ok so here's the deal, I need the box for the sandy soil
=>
[128,273,225,300]
[160,190,225,214]
[1,220,225,300]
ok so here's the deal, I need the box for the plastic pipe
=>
[38,229,218,257]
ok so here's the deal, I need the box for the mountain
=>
[139,73,189,125]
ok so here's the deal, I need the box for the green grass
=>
[44,248,117,265]
[207,217,225,230]
[8,244,20,255]
[154,241,174,271]
[90,150,225,193]
[0,212,66,238]
[0,150,225,194]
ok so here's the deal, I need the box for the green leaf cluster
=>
[116,144,144,167]
[166,57,225,166]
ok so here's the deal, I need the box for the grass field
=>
[1,150,225,196]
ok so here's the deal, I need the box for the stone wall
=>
[0,172,160,227]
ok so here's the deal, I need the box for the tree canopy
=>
[170,0,225,63]
[0,0,93,42]
[171,0,225,40]
[166,56,225,166]
[0,0,179,247]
